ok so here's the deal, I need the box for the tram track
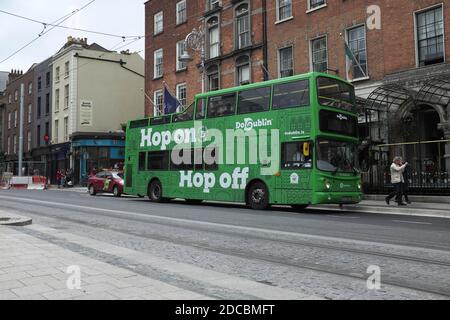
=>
[1,199,450,298]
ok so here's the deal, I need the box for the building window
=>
[28,104,32,123]
[311,37,328,72]
[416,5,444,66]
[7,137,10,155]
[154,49,164,78]
[154,90,163,116]
[28,82,33,95]
[236,4,250,49]
[27,131,31,152]
[154,11,163,35]
[309,0,326,10]
[37,125,41,147]
[55,67,60,82]
[208,0,221,11]
[55,89,60,112]
[54,120,58,144]
[277,0,292,22]
[347,25,368,80]
[14,110,17,128]
[279,46,294,78]
[236,55,250,85]
[13,135,17,154]
[64,85,69,108]
[207,17,220,59]
[37,97,41,118]
[46,72,50,87]
[14,90,18,101]
[64,117,69,141]
[38,77,42,91]
[45,122,49,145]
[207,65,220,91]
[45,93,50,115]
[8,94,11,104]
[176,41,187,71]
[7,112,11,129]
[176,0,187,25]
[176,83,187,109]
[65,61,70,77]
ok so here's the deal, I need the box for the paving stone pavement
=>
[0,224,320,300]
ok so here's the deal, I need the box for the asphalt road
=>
[0,188,449,300]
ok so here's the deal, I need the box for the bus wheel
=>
[148,180,163,203]
[291,204,308,211]
[248,182,269,210]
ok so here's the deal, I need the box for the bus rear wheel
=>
[148,180,163,203]
[248,182,269,210]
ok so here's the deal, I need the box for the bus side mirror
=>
[303,142,310,157]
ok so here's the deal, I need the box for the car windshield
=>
[316,139,358,173]
[113,172,124,179]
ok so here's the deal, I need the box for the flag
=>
[163,86,182,115]
[344,41,366,80]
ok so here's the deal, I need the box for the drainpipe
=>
[262,0,268,81]
[18,83,24,177]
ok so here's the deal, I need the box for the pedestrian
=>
[60,170,66,188]
[56,170,62,189]
[385,156,408,206]
[395,160,412,205]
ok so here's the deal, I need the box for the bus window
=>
[317,77,355,112]
[130,119,149,129]
[173,103,194,122]
[282,142,312,169]
[147,151,169,171]
[195,99,206,120]
[237,87,271,114]
[207,93,236,118]
[272,80,310,109]
[150,116,171,125]
[204,147,218,171]
[138,152,146,171]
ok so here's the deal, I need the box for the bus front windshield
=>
[316,139,358,173]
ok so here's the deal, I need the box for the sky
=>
[0,0,146,72]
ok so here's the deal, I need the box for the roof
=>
[0,71,9,92]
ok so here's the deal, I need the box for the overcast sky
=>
[0,0,145,72]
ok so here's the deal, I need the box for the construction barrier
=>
[9,176,47,190]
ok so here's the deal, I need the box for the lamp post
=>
[179,26,206,93]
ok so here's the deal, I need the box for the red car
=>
[88,171,124,197]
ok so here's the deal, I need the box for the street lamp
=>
[179,26,206,93]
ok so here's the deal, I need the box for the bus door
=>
[277,141,313,202]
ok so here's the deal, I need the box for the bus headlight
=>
[357,183,361,191]
[325,181,331,190]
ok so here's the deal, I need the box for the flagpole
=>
[340,33,367,78]
[163,81,185,112]
[140,88,161,116]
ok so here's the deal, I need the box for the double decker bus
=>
[124,72,362,210]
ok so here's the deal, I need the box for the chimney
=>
[8,69,22,83]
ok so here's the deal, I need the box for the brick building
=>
[144,0,450,193]
[2,67,36,174]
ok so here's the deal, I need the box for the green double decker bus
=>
[124,72,362,210]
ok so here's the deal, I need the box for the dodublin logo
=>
[337,114,348,121]
[235,118,273,132]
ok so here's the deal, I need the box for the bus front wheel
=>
[247,182,269,210]
[148,180,163,203]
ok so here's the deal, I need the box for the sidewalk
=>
[0,223,318,300]
[315,197,450,219]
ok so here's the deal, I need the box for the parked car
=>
[88,171,124,197]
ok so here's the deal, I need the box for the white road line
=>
[326,215,361,219]
[0,194,447,255]
[392,220,433,225]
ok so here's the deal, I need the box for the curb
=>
[0,216,33,226]
[313,205,450,219]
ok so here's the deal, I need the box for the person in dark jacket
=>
[395,160,412,204]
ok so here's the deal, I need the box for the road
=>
[0,188,449,300]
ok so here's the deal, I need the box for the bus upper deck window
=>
[195,99,206,119]
[272,80,310,110]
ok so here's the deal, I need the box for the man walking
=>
[386,156,408,206]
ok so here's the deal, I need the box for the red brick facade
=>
[144,0,450,116]
[3,68,35,160]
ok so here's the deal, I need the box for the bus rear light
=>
[325,181,331,190]
[275,172,281,177]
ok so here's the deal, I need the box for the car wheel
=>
[113,186,121,197]
[89,185,96,196]
[247,182,269,210]
[148,180,163,203]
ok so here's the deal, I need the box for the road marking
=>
[326,215,361,219]
[0,194,447,255]
[392,220,432,225]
